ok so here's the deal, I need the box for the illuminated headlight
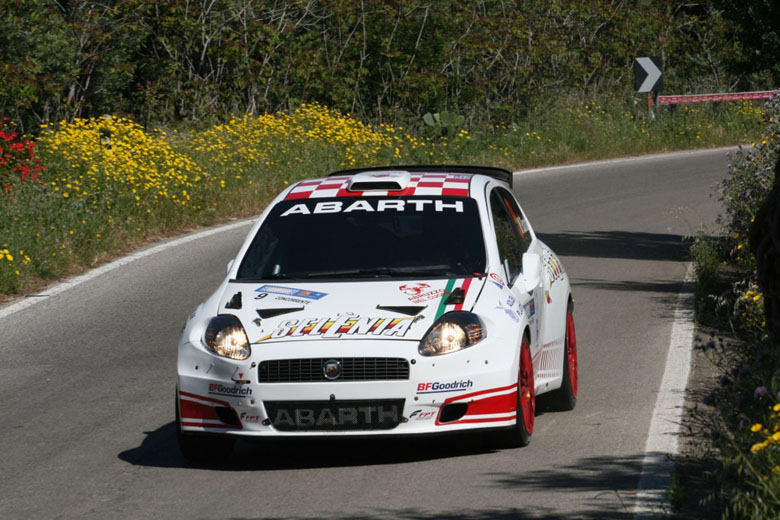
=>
[204,315,251,360]
[419,312,486,356]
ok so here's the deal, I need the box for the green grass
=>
[0,97,767,296]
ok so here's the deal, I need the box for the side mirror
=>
[226,259,235,275]
[519,253,541,293]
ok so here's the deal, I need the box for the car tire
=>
[175,392,235,464]
[497,333,535,448]
[545,300,578,411]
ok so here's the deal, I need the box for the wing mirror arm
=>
[520,253,542,293]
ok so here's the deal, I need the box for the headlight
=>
[204,315,251,360]
[419,312,486,356]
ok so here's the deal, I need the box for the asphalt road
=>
[0,149,730,519]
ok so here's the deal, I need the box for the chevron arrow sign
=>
[634,56,663,93]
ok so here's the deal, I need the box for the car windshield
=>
[236,196,486,280]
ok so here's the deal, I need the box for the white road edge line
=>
[515,145,736,175]
[0,218,256,321]
[632,263,696,518]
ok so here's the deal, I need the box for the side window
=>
[498,188,533,253]
[490,189,524,284]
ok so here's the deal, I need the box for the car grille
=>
[264,399,405,431]
[258,357,410,383]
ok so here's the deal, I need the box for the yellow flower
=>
[752,423,763,432]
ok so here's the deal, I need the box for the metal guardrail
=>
[656,90,778,105]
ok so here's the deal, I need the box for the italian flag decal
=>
[434,277,474,320]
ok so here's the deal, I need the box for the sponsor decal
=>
[543,249,565,288]
[489,273,506,290]
[208,383,253,398]
[399,282,450,304]
[506,295,516,308]
[416,380,474,394]
[524,299,535,318]
[545,290,552,304]
[495,298,522,323]
[272,295,312,305]
[280,199,464,217]
[240,412,261,424]
[399,282,430,296]
[257,314,421,342]
[255,285,327,300]
[409,409,437,421]
[231,367,250,385]
[271,404,400,428]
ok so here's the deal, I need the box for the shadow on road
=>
[537,230,695,262]
[118,422,500,471]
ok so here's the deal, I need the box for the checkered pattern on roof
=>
[284,173,472,200]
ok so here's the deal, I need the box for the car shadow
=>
[536,230,698,262]
[118,421,503,471]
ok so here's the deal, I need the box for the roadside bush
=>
[689,95,780,518]
[0,117,44,193]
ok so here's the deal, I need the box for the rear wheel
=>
[497,334,535,447]
[176,392,235,464]
[545,300,578,411]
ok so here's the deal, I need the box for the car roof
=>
[283,165,512,201]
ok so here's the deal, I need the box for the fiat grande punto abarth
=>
[176,165,577,461]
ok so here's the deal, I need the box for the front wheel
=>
[497,334,535,448]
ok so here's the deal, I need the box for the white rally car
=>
[176,165,577,461]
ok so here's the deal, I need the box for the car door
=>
[488,187,541,348]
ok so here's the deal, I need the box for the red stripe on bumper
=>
[464,391,517,415]
[178,390,230,407]
[444,383,517,403]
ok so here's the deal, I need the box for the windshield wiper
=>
[235,273,291,281]
[301,268,391,278]
[301,267,470,279]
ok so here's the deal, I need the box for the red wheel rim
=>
[566,310,578,398]
[519,337,535,434]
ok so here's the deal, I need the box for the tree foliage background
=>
[0,0,773,131]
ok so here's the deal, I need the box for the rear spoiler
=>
[326,165,513,189]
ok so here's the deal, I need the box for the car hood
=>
[218,277,486,344]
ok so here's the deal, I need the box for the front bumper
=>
[177,337,519,437]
